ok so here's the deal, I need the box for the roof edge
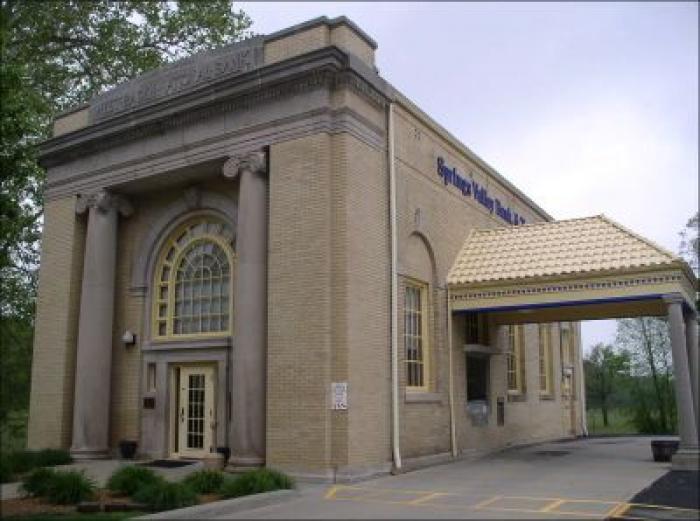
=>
[264,15,378,50]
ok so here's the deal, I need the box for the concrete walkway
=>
[212,437,690,519]
[1,458,204,500]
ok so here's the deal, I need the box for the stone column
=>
[71,191,132,459]
[665,295,699,470]
[223,150,268,468]
[685,309,699,437]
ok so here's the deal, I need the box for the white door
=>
[176,365,216,458]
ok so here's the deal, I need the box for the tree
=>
[615,318,676,433]
[678,211,698,276]
[0,0,252,437]
[584,343,630,427]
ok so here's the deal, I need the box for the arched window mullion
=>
[153,218,234,340]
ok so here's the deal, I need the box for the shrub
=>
[20,467,58,497]
[132,480,198,511]
[183,469,225,494]
[107,465,163,496]
[21,468,95,504]
[33,449,72,467]
[0,458,13,483]
[219,468,294,499]
[1,448,72,479]
[45,470,96,504]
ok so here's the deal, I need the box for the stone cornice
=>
[39,46,390,168]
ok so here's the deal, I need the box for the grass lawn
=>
[587,407,638,435]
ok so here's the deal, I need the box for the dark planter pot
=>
[651,439,679,462]
[119,440,138,459]
[216,446,231,462]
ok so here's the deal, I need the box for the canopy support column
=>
[665,295,699,470]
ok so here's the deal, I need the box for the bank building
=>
[28,17,699,479]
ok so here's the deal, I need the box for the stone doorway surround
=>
[447,215,699,470]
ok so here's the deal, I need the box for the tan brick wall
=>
[28,197,85,449]
[267,133,334,473]
[392,103,583,458]
[264,26,329,65]
[53,108,89,137]
[264,22,375,68]
[330,25,375,67]
[339,133,391,469]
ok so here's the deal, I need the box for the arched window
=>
[153,216,235,339]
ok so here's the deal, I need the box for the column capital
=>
[222,150,267,181]
[663,294,686,306]
[76,190,133,217]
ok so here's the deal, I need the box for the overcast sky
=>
[240,2,699,352]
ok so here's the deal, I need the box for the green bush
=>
[1,448,72,481]
[45,470,96,504]
[21,468,95,504]
[107,465,163,496]
[183,469,225,494]
[219,468,294,499]
[20,467,58,497]
[132,480,198,511]
[0,458,13,483]
[33,449,72,467]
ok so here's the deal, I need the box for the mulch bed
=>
[630,470,699,510]
[1,489,224,518]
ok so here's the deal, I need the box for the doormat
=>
[139,460,196,468]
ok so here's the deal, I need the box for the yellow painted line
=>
[324,485,338,500]
[473,495,502,509]
[483,506,604,518]
[407,492,447,505]
[540,499,566,512]
[627,502,700,513]
[605,502,629,518]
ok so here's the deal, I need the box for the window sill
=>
[507,392,527,403]
[405,391,443,404]
[144,337,231,351]
[539,393,555,401]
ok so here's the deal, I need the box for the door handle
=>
[180,407,184,422]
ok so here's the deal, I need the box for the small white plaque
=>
[331,382,348,410]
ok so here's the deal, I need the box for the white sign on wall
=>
[331,382,348,410]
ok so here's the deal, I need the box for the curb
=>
[135,489,300,519]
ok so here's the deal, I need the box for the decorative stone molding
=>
[39,47,390,168]
[183,186,202,210]
[129,190,237,295]
[451,272,685,303]
[222,150,267,180]
[75,190,133,217]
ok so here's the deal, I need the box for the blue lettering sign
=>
[436,157,525,225]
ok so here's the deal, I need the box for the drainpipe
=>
[388,102,402,471]
[447,288,457,457]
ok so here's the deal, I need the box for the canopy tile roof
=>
[447,215,690,286]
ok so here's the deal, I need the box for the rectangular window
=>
[405,281,429,390]
[561,323,573,396]
[539,324,553,395]
[506,325,524,394]
[467,354,489,401]
[147,363,157,393]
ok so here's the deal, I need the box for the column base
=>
[671,448,700,471]
[70,447,111,460]
[226,455,265,473]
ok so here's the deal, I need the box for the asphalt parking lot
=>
[215,436,698,519]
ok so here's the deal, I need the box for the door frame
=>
[168,363,217,458]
